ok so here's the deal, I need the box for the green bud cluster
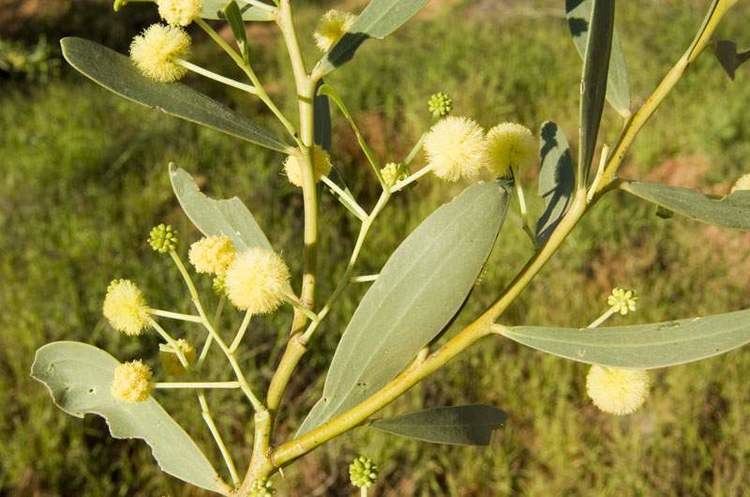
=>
[248,478,275,497]
[349,455,378,489]
[212,274,228,296]
[148,224,178,253]
[427,92,453,118]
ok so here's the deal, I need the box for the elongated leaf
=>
[31,342,227,494]
[222,1,250,61]
[577,0,615,184]
[372,405,506,446]
[566,0,630,117]
[621,181,750,231]
[202,0,274,21]
[536,121,575,243]
[61,37,289,152]
[298,182,509,435]
[314,0,429,76]
[714,40,750,80]
[499,308,750,369]
[170,165,273,250]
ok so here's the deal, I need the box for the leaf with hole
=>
[60,37,289,152]
[621,181,750,231]
[314,0,429,77]
[170,165,273,251]
[297,181,509,435]
[498,307,750,369]
[566,0,630,117]
[371,405,507,446]
[31,341,228,495]
[536,121,575,243]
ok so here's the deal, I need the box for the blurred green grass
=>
[1,1,750,496]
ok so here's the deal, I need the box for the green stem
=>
[390,165,432,193]
[321,176,368,221]
[229,310,253,354]
[155,381,241,389]
[169,251,265,411]
[198,393,241,486]
[149,308,203,323]
[147,317,189,368]
[175,58,258,94]
[587,306,617,329]
[195,18,298,144]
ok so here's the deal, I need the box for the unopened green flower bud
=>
[212,274,228,296]
[113,0,128,11]
[607,288,637,316]
[428,92,453,118]
[349,455,378,489]
[381,162,407,188]
[248,478,275,497]
[148,224,178,253]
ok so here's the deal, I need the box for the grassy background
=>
[2,1,750,495]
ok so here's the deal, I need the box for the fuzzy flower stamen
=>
[313,9,356,52]
[157,0,203,27]
[130,24,191,82]
[485,122,537,177]
[189,235,237,275]
[111,360,154,403]
[225,248,291,314]
[423,116,488,182]
[608,288,638,316]
[586,365,650,415]
[283,145,332,188]
[103,279,150,336]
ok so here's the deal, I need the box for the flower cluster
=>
[586,365,650,415]
[248,478,275,497]
[130,24,190,82]
[103,279,150,336]
[157,0,202,27]
[283,145,332,188]
[427,92,453,118]
[148,223,178,253]
[189,235,237,275]
[608,288,638,316]
[423,117,537,182]
[381,162,407,188]
[225,248,291,314]
[111,360,154,403]
[313,9,356,52]
[349,455,378,489]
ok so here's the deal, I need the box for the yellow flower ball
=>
[157,0,203,26]
[607,287,637,316]
[283,145,332,188]
[586,365,650,415]
[130,24,190,82]
[313,9,356,52]
[485,122,537,176]
[188,235,237,275]
[225,248,291,314]
[730,173,750,193]
[424,116,488,182]
[103,279,150,336]
[111,360,154,403]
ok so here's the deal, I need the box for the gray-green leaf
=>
[31,342,227,495]
[371,405,506,446]
[536,121,575,243]
[222,1,251,61]
[577,0,615,184]
[313,0,429,77]
[170,165,273,251]
[566,0,630,117]
[60,37,289,152]
[202,0,274,21]
[498,308,750,369]
[713,40,750,80]
[298,181,509,435]
[621,181,750,231]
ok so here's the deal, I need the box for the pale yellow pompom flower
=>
[284,145,332,187]
[111,360,154,403]
[586,365,650,415]
[485,122,537,176]
[424,116,488,182]
[157,0,202,26]
[103,279,150,336]
[225,248,291,314]
[607,288,637,316]
[730,173,750,193]
[313,9,356,52]
[130,24,190,82]
[189,235,237,275]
